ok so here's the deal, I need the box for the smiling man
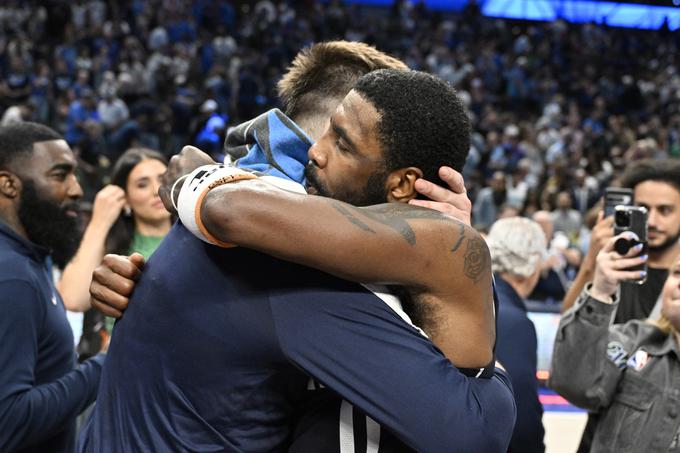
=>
[0,122,104,452]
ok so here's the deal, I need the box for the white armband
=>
[176,164,257,247]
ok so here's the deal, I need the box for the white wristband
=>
[176,164,257,247]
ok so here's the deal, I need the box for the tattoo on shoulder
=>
[330,202,462,247]
[360,209,416,245]
[360,203,450,245]
[463,236,489,283]
[450,222,466,252]
[332,202,376,234]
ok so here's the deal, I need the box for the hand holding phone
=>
[592,231,649,301]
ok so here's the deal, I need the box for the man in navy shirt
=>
[0,122,104,452]
[85,46,515,451]
[487,217,548,452]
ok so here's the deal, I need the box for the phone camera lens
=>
[615,210,631,228]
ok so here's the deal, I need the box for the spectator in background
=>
[97,84,131,159]
[78,148,172,357]
[487,217,547,453]
[0,122,104,452]
[192,99,228,161]
[569,168,600,216]
[531,210,581,303]
[65,88,102,166]
[551,190,583,242]
[550,233,680,453]
[563,159,680,318]
[488,124,526,174]
[561,159,680,452]
[506,158,531,209]
[473,170,507,230]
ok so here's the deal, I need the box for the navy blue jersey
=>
[286,282,508,453]
[80,224,516,452]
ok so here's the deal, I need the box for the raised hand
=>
[591,232,647,302]
[409,166,472,226]
[159,146,216,213]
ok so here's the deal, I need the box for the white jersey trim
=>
[362,283,428,338]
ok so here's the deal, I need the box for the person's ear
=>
[0,171,21,199]
[386,167,423,203]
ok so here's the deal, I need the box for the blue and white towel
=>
[225,108,312,186]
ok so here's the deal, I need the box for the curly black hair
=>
[353,69,471,186]
[620,158,680,194]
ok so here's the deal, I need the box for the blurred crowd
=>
[2,1,680,451]
[0,1,678,192]
[4,0,677,305]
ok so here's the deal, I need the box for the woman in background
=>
[58,148,172,356]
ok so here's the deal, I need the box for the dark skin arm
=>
[91,147,492,366]
[200,179,494,367]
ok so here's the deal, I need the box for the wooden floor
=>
[543,412,588,453]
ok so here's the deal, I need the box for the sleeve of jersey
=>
[270,288,516,453]
[0,280,105,452]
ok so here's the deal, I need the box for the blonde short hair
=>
[277,41,407,120]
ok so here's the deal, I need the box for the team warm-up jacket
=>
[0,221,104,453]
[79,223,516,452]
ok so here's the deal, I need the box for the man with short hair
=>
[0,122,104,452]
[83,48,514,451]
[563,159,680,318]
[561,158,680,453]
[614,159,680,323]
[195,69,494,367]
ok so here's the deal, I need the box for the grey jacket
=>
[549,288,680,453]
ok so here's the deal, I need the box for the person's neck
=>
[500,272,531,298]
[0,208,28,241]
[649,244,680,269]
[135,218,172,237]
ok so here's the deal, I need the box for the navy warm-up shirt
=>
[495,275,545,453]
[80,223,516,452]
[0,221,104,453]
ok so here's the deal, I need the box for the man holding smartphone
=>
[613,159,680,323]
[563,159,680,318]
[560,158,680,453]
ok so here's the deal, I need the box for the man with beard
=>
[81,69,515,451]
[614,159,680,324]
[561,158,680,453]
[0,122,104,452]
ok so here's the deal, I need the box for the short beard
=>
[18,181,82,268]
[648,230,680,255]
[305,164,389,207]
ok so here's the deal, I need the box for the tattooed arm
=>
[201,179,495,366]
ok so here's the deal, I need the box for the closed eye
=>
[336,138,351,153]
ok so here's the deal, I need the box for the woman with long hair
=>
[58,148,171,356]
[105,148,172,258]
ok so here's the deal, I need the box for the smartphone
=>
[613,205,648,284]
[604,187,634,218]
